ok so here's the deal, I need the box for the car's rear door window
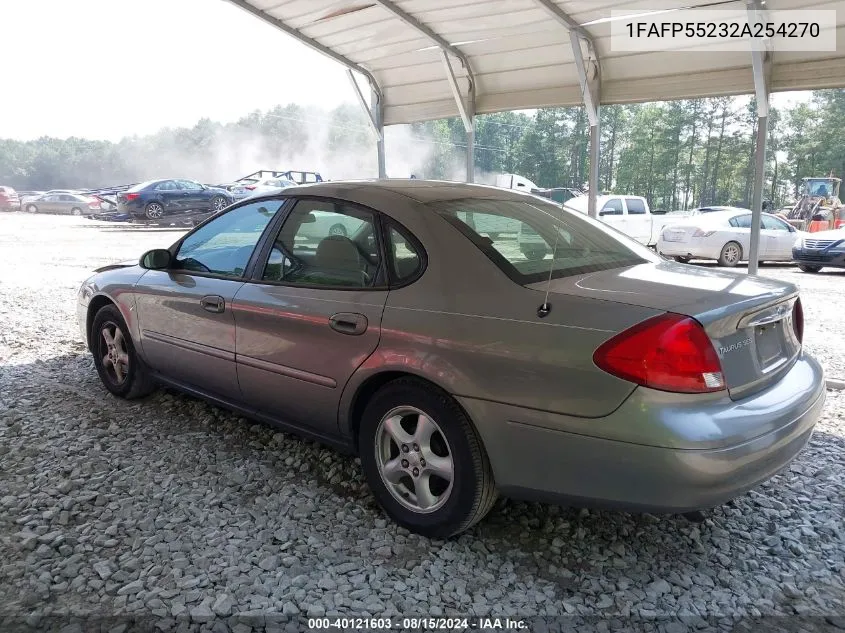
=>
[731,214,752,228]
[430,198,651,284]
[260,199,381,288]
[625,198,646,214]
[173,199,284,277]
[386,223,423,284]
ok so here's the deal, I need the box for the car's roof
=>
[264,179,554,204]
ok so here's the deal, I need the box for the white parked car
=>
[657,209,805,266]
[244,177,298,198]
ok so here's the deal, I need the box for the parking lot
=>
[1,212,844,630]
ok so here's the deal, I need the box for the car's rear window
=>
[128,181,156,192]
[429,197,653,285]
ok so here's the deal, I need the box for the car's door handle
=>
[200,295,225,314]
[329,312,367,335]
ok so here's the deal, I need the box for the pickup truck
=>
[564,194,677,247]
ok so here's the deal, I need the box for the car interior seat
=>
[308,235,369,286]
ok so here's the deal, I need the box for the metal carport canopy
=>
[225,0,845,275]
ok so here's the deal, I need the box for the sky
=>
[0,0,354,141]
[0,0,815,143]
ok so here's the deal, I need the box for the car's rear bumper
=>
[793,247,845,268]
[458,353,825,513]
[657,239,714,259]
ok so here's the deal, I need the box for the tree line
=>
[2,90,844,211]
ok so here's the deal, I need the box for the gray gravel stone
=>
[0,214,843,626]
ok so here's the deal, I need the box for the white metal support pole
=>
[373,89,386,179]
[346,69,386,178]
[347,69,383,143]
[747,1,771,275]
[440,50,475,182]
[570,31,600,218]
[466,81,476,183]
[749,111,768,275]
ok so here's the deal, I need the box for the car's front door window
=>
[260,199,379,288]
[600,199,624,216]
[173,200,284,277]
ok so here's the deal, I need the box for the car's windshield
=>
[429,197,657,284]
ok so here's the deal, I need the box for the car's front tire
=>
[358,378,497,538]
[798,264,822,273]
[91,304,156,399]
[717,241,742,267]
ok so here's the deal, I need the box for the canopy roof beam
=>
[371,0,475,89]
[224,0,382,102]
[372,0,476,181]
[347,69,383,142]
[533,0,598,58]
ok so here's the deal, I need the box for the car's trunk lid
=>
[526,261,802,400]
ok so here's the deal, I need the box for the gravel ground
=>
[1,213,844,632]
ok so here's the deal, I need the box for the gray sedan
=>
[76,181,824,537]
[25,192,98,215]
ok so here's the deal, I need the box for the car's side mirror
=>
[302,212,316,224]
[140,249,172,270]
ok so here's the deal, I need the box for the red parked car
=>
[0,186,20,211]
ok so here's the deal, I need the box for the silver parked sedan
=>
[77,180,825,537]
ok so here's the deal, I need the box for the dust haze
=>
[113,115,441,187]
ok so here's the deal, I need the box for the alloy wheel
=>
[375,406,454,514]
[723,243,740,264]
[146,204,164,219]
[99,321,130,386]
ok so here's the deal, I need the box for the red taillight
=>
[792,298,804,344]
[245,185,256,190]
[125,193,140,201]
[593,313,726,394]
[88,200,100,209]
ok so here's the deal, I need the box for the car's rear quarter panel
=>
[331,187,664,434]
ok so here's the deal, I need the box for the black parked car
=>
[116,179,233,220]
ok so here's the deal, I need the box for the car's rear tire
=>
[210,196,227,212]
[674,256,691,264]
[358,377,497,538]
[71,207,82,216]
[717,241,742,267]
[798,264,822,273]
[91,304,156,399]
[26,204,38,213]
[520,245,548,261]
[329,223,348,237]
[145,202,164,220]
